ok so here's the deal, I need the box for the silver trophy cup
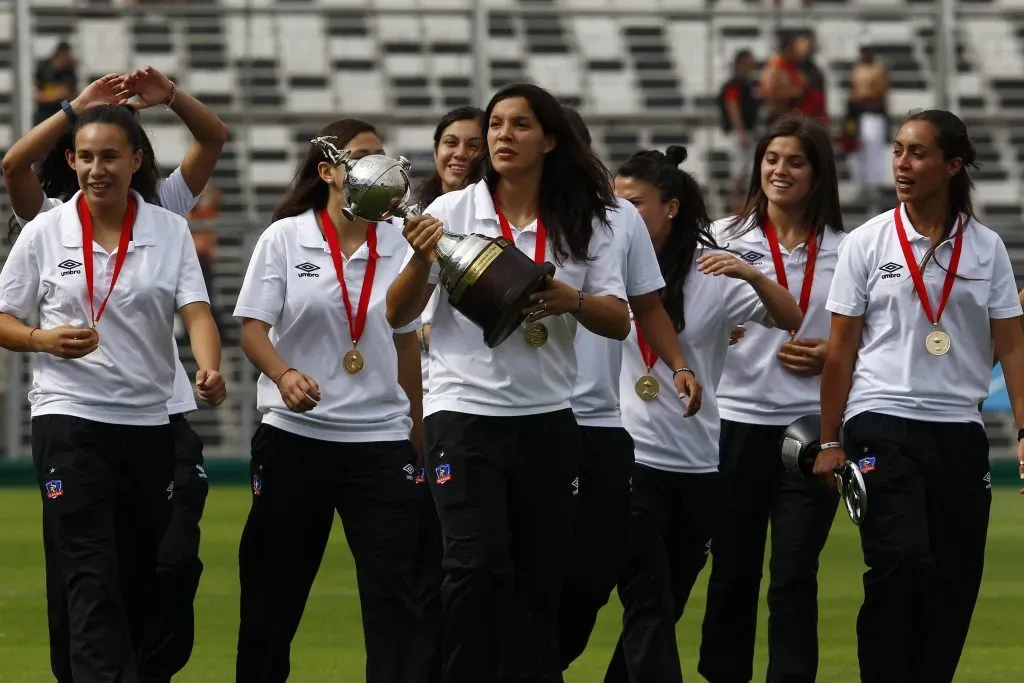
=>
[779,414,867,526]
[311,137,556,348]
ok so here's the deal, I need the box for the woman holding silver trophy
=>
[386,82,631,682]
[232,118,428,683]
[817,110,1024,682]
[699,114,845,683]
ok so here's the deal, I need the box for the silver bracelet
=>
[819,441,842,451]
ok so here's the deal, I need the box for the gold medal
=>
[525,321,548,347]
[343,347,365,374]
[925,329,951,356]
[635,374,660,401]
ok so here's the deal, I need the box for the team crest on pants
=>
[858,456,876,473]
[435,463,451,485]
[252,474,264,496]
[415,467,426,484]
[44,480,63,500]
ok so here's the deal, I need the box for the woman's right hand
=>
[403,216,443,263]
[70,74,127,113]
[813,446,847,488]
[32,325,98,359]
[275,368,321,413]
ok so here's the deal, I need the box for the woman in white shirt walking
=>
[0,103,224,683]
[817,109,1024,682]
[605,146,802,683]
[559,110,704,672]
[387,82,630,682]
[699,114,845,683]
[2,68,228,683]
[233,118,426,683]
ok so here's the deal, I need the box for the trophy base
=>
[445,238,556,349]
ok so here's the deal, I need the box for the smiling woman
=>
[0,102,223,682]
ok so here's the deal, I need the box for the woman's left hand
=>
[121,66,175,109]
[697,251,761,282]
[523,276,581,321]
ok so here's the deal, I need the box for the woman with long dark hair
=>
[2,69,229,682]
[0,104,224,682]
[817,110,1024,682]
[233,118,427,683]
[386,82,631,682]
[698,113,845,683]
[605,146,802,682]
[410,105,484,683]
[558,108,704,672]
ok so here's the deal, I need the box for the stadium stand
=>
[0,0,1021,461]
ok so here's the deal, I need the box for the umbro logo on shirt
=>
[58,259,82,276]
[739,250,764,265]
[878,262,904,279]
[295,262,320,278]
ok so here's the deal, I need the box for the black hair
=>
[8,104,159,245]
[734,49,754,68]
[562,106,592,148]
[482,82,615,264]
[413,106,485,209]
[615,145,716,332]
[272,118,377,222]
[899,109,979,274]
[722,113,844,243]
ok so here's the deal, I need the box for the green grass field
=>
[1,486,1022,682]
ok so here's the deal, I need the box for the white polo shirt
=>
[0,190,210,426]
[621,249,768,474]
[826,204,1023,425]
[571,198,665,428]
[16,166,202,415]
[421,179,627,418]
[713,217,846,425]
[233,210,420,443]
[420,288,440,395]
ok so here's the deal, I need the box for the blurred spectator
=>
[843,47,891,207]
[796,31,828,124]
[718,49,762,210]
[761,32,826,126]
[33,42,76,125]
[188,186,222,327]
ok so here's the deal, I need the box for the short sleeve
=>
[826,230,871,317]
[422,195,450,286]
[987,237,1023,320]
[0,224,41,319]
[721,274,767,328]
[625,210,665,296]
[582,224,626,299]
[156,167,201,218]
[15,196,63,228]
[174,225,211,310]
[233,227,286,325]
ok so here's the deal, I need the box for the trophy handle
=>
[833,461,867,526]
[310,136,352,169]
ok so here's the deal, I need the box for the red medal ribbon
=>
[494,196,546,264]
[763,218,818,321]
[635,320,657,372]
[319,208,378,347]
[78,194,136,326]
[894,207,963,329]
